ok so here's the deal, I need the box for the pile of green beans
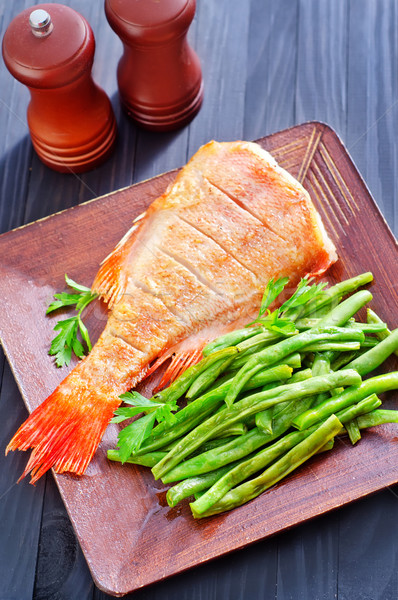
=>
[108,272,398,519]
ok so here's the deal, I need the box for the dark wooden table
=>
[1,1,398,599]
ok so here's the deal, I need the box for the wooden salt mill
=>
[2,4,117,173]
[105,0,203,131]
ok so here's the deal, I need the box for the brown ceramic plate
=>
[1,122,397,597]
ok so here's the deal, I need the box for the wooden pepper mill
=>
[105,0,203,131]
[2,4,117,173]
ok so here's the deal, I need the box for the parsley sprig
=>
[46,274,98,368]
[112,392,178,462]
[250,276,327,334]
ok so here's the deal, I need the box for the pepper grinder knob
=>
[29,9,53,37]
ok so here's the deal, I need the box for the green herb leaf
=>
[64,274,92,294]
[250,276,328,335]
[116,413,158,461]
[112,391,179,460]
[77,316,92,353]
[46,293,82,314]
[280,278,327,314]
[155,403,178,427]
[47,274,98,367]
[49,317,79,367]
[119,391,163,409]
[258,277,289,318]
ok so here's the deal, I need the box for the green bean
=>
[224,353,304,390]
[318,439,335,453]
[186,352,237,400]
[135,364,293,455]
[367,308,398,357]
[166,462,241,507]
[153,346,238,404]
[191,415,343,518]
[232,362,294,390]
[280,353,302,369]
[342,328,398,375]
[211,354,298,390]
[300,272,373,318]
[336,393,381,423]
[231,349,302,371]
[310,352,332,406]
[202,326,262,356]
[331,351,359,371]
[224,326,364,406]
[312,353,331,376]
[345,420,361,444]
[304,300,343,319]
[303,341,361,352]
[190,426,320,515]
[195,436,237,453]
[296,318,322,329]
[152,370,361,480]
[357,409,398,428]
[135,408,219,456]
[284,367,314,384]
[296,318,387,334]
[316,290,372,328]
[236,331,284,352]
[349,322,388,333]
[161,427,270,483]
[211,422,247,438]
[256,368,313,432]
[360,337,379,348]
[293,372,398,430]
[107,449,166,467]
[162,391,317,484]
[255,409,273,434]
[229,340,280,368]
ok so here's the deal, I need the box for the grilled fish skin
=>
[6,140,337,483]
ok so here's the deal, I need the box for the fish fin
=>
[6,381,121,484]
[144,311,259,391]
[151,349,204,393]
[92,212,147,307]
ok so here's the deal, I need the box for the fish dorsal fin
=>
[92,212,147,307]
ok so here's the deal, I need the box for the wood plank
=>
[295,0,349,136]
[188,0,250,145]
[0,360,45,600]
[346,0,398,236]
[244,0,298,140]
[337,488,398,600]
[33,475,95,600]
[276,514,339,600]
[0,1,34,234]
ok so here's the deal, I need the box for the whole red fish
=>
[7,140,337,482]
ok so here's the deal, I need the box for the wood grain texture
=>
[0,363,44,600]
[244,0,298,140]
[0,0,398,599]
[347,0,398,236]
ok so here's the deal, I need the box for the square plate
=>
[1,122,397,596]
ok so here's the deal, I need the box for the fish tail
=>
[6,383,120,484]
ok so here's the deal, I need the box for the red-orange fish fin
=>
[92,211,147,307]
[6,382,121,485]
[150,349,204,393]
[143,313,260,392]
